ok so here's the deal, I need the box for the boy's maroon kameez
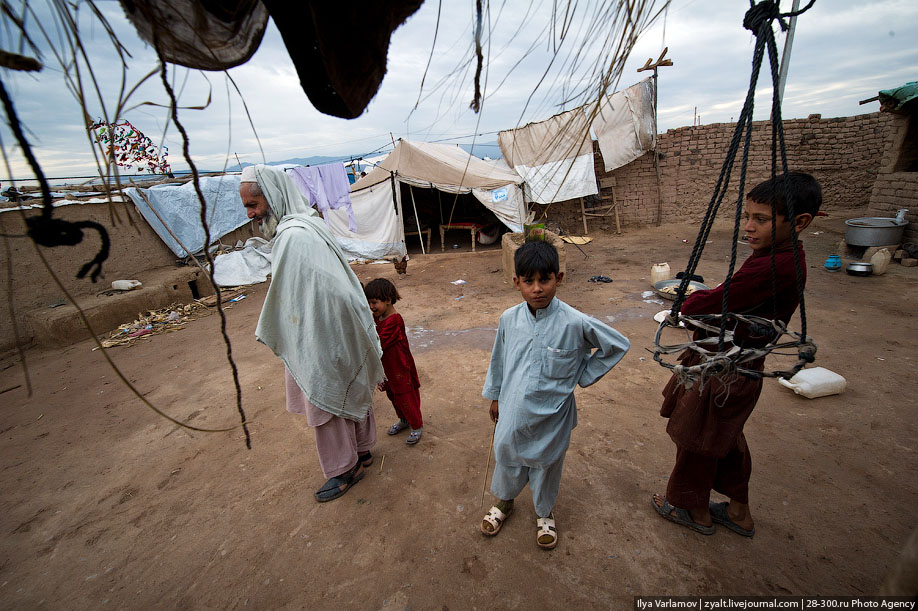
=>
[660,243,807,510]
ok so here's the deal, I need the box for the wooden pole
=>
[651,68,665,227]
[638,48,672,228]
[408,185,426,255]
[580,197,588,234]
[480,420,497,508]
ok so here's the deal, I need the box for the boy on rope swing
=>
[652,171,822,537]
[480,240,630,549]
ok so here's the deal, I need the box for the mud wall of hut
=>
[865,110,918,244]
[0,200,258,353]
[539,112,892,232]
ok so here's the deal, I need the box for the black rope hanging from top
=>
[0,79,110,282]
[653,0,817,387]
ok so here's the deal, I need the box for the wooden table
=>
[440,222,482,252]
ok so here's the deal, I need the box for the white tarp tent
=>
[330,140,528,260]
[497,107,598,204]
[124,175,247,257]
[496,78,657,204]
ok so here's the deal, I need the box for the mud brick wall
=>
[0,200,258,352]
[589,112,892,227]
[866,110,918,244]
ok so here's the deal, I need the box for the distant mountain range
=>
[223,141,502,172]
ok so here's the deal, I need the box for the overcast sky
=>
[0,0,915,182]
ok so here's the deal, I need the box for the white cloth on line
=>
[589,78,656,172]
[497,107,598,204]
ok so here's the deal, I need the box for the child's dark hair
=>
[514,240,559,279]
[364,278,401,303]
[747,171,822,218]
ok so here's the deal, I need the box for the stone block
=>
[894,250,906,260]
[902,258,918,267]
[863,245,902,261]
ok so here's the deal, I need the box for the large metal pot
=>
[844,217,907,247]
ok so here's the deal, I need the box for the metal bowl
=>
[846,261,873,277]
[653,279,711,301]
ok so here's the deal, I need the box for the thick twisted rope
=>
[0,78,110,282]
[657,0,816,385]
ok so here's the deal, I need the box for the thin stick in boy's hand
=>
[480,420,497,508]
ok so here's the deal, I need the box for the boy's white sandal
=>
[480,506,511,536]
[536,514,558,549]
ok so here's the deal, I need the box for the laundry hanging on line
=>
[287,163,359,232]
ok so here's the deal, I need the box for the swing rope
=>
[654,0,817,388]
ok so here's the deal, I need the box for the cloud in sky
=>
[0,0,915,181]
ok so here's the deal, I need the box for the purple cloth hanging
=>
[287,163,358,232]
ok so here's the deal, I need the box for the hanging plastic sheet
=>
[589,78,656,172]
[498,107,598,204]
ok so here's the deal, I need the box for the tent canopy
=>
[327,140,528,260]
[354,140,524,193]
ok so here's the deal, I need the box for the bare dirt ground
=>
[1,218,917,609]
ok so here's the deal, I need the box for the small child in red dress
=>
[364,278,423,445]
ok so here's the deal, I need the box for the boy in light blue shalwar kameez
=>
[480,241,630,549]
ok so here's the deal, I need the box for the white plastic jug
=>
[112,279,142,291]
[650,262,671,286]
[870,248,891,275]
[778,367,846,399]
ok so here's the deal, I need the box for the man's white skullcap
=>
[240,166,257,183]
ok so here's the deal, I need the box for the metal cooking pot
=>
[846,261,873,277]
[845,217,907,247]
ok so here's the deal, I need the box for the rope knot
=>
[25,216,110,282]
[798,343,817,363]
[743,1,786,34]
[26,216,84,247]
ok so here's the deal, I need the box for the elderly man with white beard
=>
[239,165,384,502]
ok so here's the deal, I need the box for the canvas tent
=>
[326,140,527,260]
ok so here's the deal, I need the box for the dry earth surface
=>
[1,218,916,609]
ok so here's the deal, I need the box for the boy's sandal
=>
[387,421,410,435]
[480,505,511,536]
[314,463,365,503]
[406,430,422,445]
[358,451,373,467]
[536,514,558,549]
[651,496,715,535]
[708,501,755,537]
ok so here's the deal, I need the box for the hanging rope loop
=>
[653,1,820,387]
[743,0,815,35]
[743,1,784,34]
